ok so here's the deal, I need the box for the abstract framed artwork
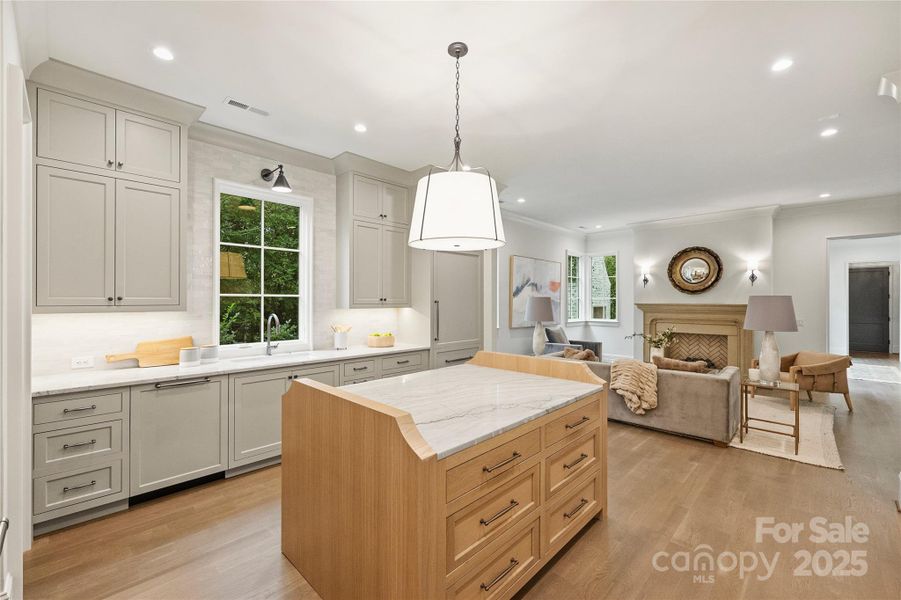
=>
[509,255,562,328]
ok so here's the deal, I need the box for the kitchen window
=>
[214,180,314,347]
[566,252,618,323]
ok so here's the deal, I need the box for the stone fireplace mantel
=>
[636,303,753,373]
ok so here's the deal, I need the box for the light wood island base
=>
[281,352,608,600]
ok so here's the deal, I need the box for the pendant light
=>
[408,42,505,251]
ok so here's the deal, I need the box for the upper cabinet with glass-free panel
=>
[37,89,116,171]
[350,173,411,226]
[115,111,180,182]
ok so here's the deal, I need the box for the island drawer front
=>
[34,390,125,426]
[546,471,602,551]
[447,464,540,573]
[544,400,601,448]
[446,518,540,600]
[434,347,479,369]
[446,429,541,502]
[342,359,376,379]
[380,351,425,374]
[34,420,122,473]
[33,460,123,515]
[545,428,601,500]
[342,376,376,386]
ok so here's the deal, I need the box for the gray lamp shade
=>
[744,295,798,332]
[525,296,555,323]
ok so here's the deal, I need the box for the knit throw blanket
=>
[611,359,658,415]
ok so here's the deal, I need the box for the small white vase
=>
[334,332,348,350]
[649,346,664,361]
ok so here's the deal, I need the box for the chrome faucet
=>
[266,313,281,355]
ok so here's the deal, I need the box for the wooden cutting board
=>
[106,336,195,368]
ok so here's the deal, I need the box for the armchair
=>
[541,325,602,359]
[753,351,853,411]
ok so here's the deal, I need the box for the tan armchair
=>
[753,352,853,411]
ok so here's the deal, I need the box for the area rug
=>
[848,363,901,384]
[730,395,844,470]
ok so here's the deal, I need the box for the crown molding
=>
[500,210,585,235]
[630,205,779,231]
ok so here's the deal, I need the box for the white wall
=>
[827,235,901,354]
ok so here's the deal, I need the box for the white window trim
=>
[213,178,314,354]
[565,251,619,325]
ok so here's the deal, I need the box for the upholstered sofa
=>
[545,356,741,445]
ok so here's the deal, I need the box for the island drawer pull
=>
[63,404,96,414]
[565,416,590,430]
[352,366,368,372]
[480,558,519,592]
[154,377,211,390]
[563,453,589,470]
[482,451,521,473]
[445,356,473,364]
[63,439,96,450]
[479,499,519,526]
[564,498,589,519]
[63,480,96,493]
[396,359,410,365]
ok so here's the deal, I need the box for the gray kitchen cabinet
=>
[381,225,409,304]
[432,250,483,364]
[350,174,410,226]
[352,221,384,305]
[351,174,382,220]
[229,370,290,468]
[35,166,116,307]
[115,180,180,306]
[130,376,227,495]
[291,363,341,386]
[115,110,180,182]
[381,182,410,225]
[36,88,116,171]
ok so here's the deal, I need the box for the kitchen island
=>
[281,351,608,600]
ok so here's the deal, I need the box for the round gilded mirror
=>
[668,247,723,294]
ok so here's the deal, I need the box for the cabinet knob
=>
[117,161,124,168]
[107,296,113,302]
[116,296,123,301]
[107,160,114,167]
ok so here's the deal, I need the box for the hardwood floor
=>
[24,378,901,600]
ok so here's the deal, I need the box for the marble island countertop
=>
[32,343,430,398]
[344,364,604,459]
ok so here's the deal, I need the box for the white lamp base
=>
[758,330,781,383]
[532,322,546,356]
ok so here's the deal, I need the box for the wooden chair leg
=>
[806,390,813,402]
[843,392,853,412]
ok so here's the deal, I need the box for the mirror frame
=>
[667,246,723,294]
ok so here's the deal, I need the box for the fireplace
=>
[636,303,753,373]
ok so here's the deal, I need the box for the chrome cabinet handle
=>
[434,300,439,341]
[154,377,211,389]
[63,480,96,493]
[479,499,519,526]
[396,360,410,365]
[563,452,589,470]
[445,356,473,364]
[482,451,521,473]
[63,404,96,414]
[564,498,589,519]
[0,518,8,556]
[565,416,590,430]
[480,558,519,592]
[63,439,97,450]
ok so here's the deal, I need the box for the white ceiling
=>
[14,1,901,230]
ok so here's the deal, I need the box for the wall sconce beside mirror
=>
[748,261,759,286]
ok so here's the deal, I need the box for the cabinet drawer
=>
[446,429,540,502]
[342,376,377,386]
[546,471,602,550]
[447,464,539,573]
[380,351,425,374]
[544,400,601,448]
[545,428,600,499]
[33,460,123,515]
[343,359,376,379]
[434,347,479,369]
[34,389,125,426]
[34,420,122,473]
[447,518,540,600]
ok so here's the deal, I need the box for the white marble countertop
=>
[344,364,604,459]
[32,343,430,398]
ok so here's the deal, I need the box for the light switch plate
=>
[71,356,94,369]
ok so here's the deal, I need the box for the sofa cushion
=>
[652,355,708,373]
[545,325,569,344]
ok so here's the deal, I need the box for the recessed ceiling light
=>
[354,123,367,133]
[152,46,174,61]
[771,57,793,72]
[820,127,838,137]
[819,193,831,198]
[516,197,526,203]
[595,225,602,229]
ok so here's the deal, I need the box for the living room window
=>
[214,180,314,348]
[566,252,618,323]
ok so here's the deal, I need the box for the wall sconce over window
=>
[748,261,759,286]
[641,267,650,288]
[261,164,291,193]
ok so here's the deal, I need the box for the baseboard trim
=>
[33,500,129,537]
[225,456,281,478]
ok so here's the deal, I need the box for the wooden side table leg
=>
[740,385,746,443]
[793,390,799,455]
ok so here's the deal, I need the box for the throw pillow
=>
[563,347,599,362]
[545,325,569,344]
[652,355,707,373]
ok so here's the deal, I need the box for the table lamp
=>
[743,295,798,383]
[525,296,555,356]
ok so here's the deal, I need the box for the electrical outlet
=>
[71,356,94,370]
[797,319,805,328]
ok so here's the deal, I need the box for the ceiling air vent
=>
[224,97,269,116]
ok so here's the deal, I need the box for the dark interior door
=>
[849,267,890,353]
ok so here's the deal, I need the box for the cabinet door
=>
[292,364,340,387]
[381,225,409,305]
[382,182,410,226]
[115,110,180,182]
[115,180,180,306]
[229,371,289,468]
[37,89,115,171]
[433,251,483,351]
[351,221,383,306]
[130,377,227,495]
[36,166,115,306]
[352,174,382,220]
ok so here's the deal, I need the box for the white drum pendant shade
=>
[408,170,505,251]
